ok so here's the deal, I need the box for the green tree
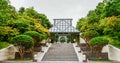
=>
[102,16,120,48]
[0,26,19,41]
[0,0,18,25]
[76,18,87,31]
[23,7,52,29]
[103,16,120,37]
[8,19,32,33]
[18,7,25,14]
[89,36,109,59]
[103,0,120,17]
[11,35,34,59]
[95,2,105,19]
[24,31,45,47]
[81,30,99,49]
[87,10,100,23]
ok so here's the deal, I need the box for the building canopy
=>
[49,19,80,33]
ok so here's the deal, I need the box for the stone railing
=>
[0,45,17,61]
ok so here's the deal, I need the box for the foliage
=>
[76,0,120,48]
[109,38,120,49]
[10,35,34,59]
[0,0,51,43]
[0,26,19,41]
[81,30,99,40]
[80,30,99,49]
[99,16,120,48]
[11,35,34,49]
[103,16,120,37]
[87,10,100,23]
[0,0,18,25]
[89,36,109,59]
[7,17,41,34]
[0,42,10,49]
[24,31,44,42]
[76,18,87,31]
[23,7,52,29]
[8,19,31,33]
[89,36,108,47]
[35,22,50,35]
[0,1,51,60]
[103,0,120,17]
[18,7,25,14]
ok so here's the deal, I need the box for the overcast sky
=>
[10,0,102,27]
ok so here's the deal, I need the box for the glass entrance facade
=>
[49,19,80,43]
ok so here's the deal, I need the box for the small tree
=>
[11,35,34,59]
[89,36,109,59]
[81,30,99,50]
[24,31,45,47]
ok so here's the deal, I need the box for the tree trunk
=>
[19,49,25,59]
[98,46,103,59]
[30,47,34,61]
[90,46,94,53]
[85,39,89,47]
[85,39,92,51]
[20,53,24,59]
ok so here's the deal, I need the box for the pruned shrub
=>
[89,36,109,59]
[11,35,34,59]
[24,31,44,47]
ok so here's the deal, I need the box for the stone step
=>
[42,43,78,61]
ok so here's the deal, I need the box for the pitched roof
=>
[49,19,80,33]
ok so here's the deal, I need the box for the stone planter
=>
[15,52,33,59]
[0,45,17,61]
[40,39,47,46]
[34,46,42,52]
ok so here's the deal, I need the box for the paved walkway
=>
[3,43,115,63]
[42,43,78,61]
[3,59,114,63]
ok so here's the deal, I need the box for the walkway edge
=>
[35,43,52,62]
[73,43,83,62]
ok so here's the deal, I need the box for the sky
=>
[10,0,103,27]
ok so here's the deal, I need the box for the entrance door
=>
[60,36,66,43]
[58,36,67,43]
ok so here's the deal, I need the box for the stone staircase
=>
[42,43,78,61]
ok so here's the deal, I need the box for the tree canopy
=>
[0,0,52,43]
[76,0,120,48]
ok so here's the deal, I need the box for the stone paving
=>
[42,43,78,61]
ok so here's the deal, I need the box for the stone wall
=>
[0,45,17,61]
[80,38,86,43]
[102,44,120,61]
[102,45,109,53]
[108,44,120,61]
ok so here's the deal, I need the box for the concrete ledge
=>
[108,44,120,61]
[35,43,52,62]
[0,45,17,61]
[73,43,84,62]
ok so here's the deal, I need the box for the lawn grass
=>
[91,59,112,62]
[9,58,32,61]
[0,42,10,49]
